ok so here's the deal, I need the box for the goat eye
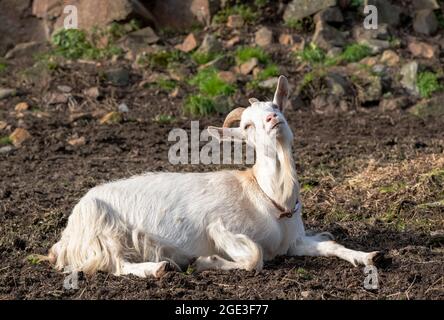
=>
[244,123,253,130]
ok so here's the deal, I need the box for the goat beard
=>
[276,143,299,209]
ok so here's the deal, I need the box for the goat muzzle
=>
[223,107,245,128]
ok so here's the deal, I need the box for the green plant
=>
[256,64,279,81]
[235,46,270,65]
[340,43,372,63]
[189,68,235,97]
[417,71,442,98]
[285,18,304,31]
[191,51,220,65]
[296,267,312,280]
[0,61,7,73]
[254,0,269,7]
[153,114,176,124]
[184,95,217,116]
[156,79,177,91]
[140,49,184,69]
[213,4,259,24]
[350,0,364,7]
[0,136,12,145]
[297,44,326,64]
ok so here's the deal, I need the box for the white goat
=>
[48,76,379,278]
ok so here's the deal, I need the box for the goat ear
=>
[249,98,259,104]
[273,75,289,110]
[207,126,244,143]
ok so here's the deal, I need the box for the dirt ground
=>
[1,61,443,299]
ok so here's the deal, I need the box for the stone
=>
[5,41,46,60]
[353,23,390,41]
[118,103,129,113]
[312,20,346,51]
[408,41,437,59]
[0,88,17,100]
[240,58,258,75]
[200,55,234,71]
[325,73,351,97]
[68,136,86,146]
[105,68,130,87]
[283,0,336,22]
[255,27,273,48]
[225,36,240,48]
[175,33,198,53]
[314,7,343,24]
[226,14,244,28]
[120,27,159,59]
[14,102,29,112]
[0,121,7,130]
[150,0,220,30]
[358,75,382,103]
[358,38,390,54]
[400,61,419,95]
[258,77,279,89]
[218,71,237,84]
[291,36,306,52]
[100,112,123,124]
[301,291,311,298]
[57,85,72,93]
[380,50,400,66]
[168,65,191,81]
[412,0,440,10]
[413,10,438,36]
[10,128,31,147]
[0,146,13,154]
[279,34,294,46]
[379,97,411,111]
[46,92,69,105]
[84,87,100,99]
[365,0,401,27]
[409,95,444,117]
[197,34,222,54]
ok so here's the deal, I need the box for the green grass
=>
[254,0,269,7]
[417,71,442,99]
[0,136,12,146]
[296,267,312,280]
[191,51,221,65]
[51,29,122,60]
[297,44,326,64]
[340,44,372,63]
[379,182,406,194]
[154,79,177,91]
[350,0,364,7]
[213,4,259,24]
[153,114,176,124]
[0,61,7,73]
[185,68,236,116]
[235,46,270,65]
[285,18,304,31]
[139,49,184,68]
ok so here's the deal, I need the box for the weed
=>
[189,68,235,97]
[0,61,7,73]
[213,4,258,24]
[417,71,441,99]
[156,79,177,91]
[235,46,270,64]
[153,114,176,124]
[296,267,312,280]
[297,44,326,64]
[0,136,12,146]
[191,51,221,65]
[184,95,217,116]
[140,49,184,69]
[340,43,372,63]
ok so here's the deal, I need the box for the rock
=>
[240,58,258,75]
[314,7,343,24]
[301,291,311,298]
[360,56,379,67]
[291,36,306,52]
[218,71,237,84]
[283,0,336,22]
[0,121,7,130]
[225,36,240,48]
[0,88,17,100]
[226,14,244,28]
[151,0,220,30]
[5,41,46,60]
[197,34,222,54]
[358,75,382,103]
[409,94,444,117]
[279,34,294,46]
[325,73,351,96]
[380,50,400,66]
[255,27,273,48]
[84,87,100,99]
[175,33,198,53]
[379,97,411,111]
[200,55,233,71]
[365,0,401,26]
[33,0,137,35]
[105,68,130,87]
[413,10,438,36]
[168,65,191,81]
[100,112,123,124]
[353,23,390,41]
[408,41,437,59]
[68,136,86,147]
[412,0,440,10]
[120,27,159,59]
[0,146,13,154]
[46,92,69,105]
[9,128,31,147]
[14,102,29,112]
[358,38,390,54]
[57,85,72,93]
[118,103,129,113]
[258,77,279,89]
[400,61,419,95]
[312,20,346,51]
[312,94,348,114]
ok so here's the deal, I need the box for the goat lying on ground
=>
[48,76,379,278]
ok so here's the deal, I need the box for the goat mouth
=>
[271,122,282,130]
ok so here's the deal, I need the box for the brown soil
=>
[1,60,443,299]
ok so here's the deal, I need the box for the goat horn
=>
[223,107,245,128]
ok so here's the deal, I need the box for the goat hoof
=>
[154,261,176,278]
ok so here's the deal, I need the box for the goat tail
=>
[48,198,192,275]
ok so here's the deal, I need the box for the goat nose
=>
[265,113,277,122]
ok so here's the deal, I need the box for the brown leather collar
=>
[252,174,299,219]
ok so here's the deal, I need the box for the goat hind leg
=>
[119,260,177,278]
[193,219,263,272]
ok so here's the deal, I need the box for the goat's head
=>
[208,75,293,150]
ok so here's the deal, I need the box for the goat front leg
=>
[192,219,263,272]
[288,233,379,267]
